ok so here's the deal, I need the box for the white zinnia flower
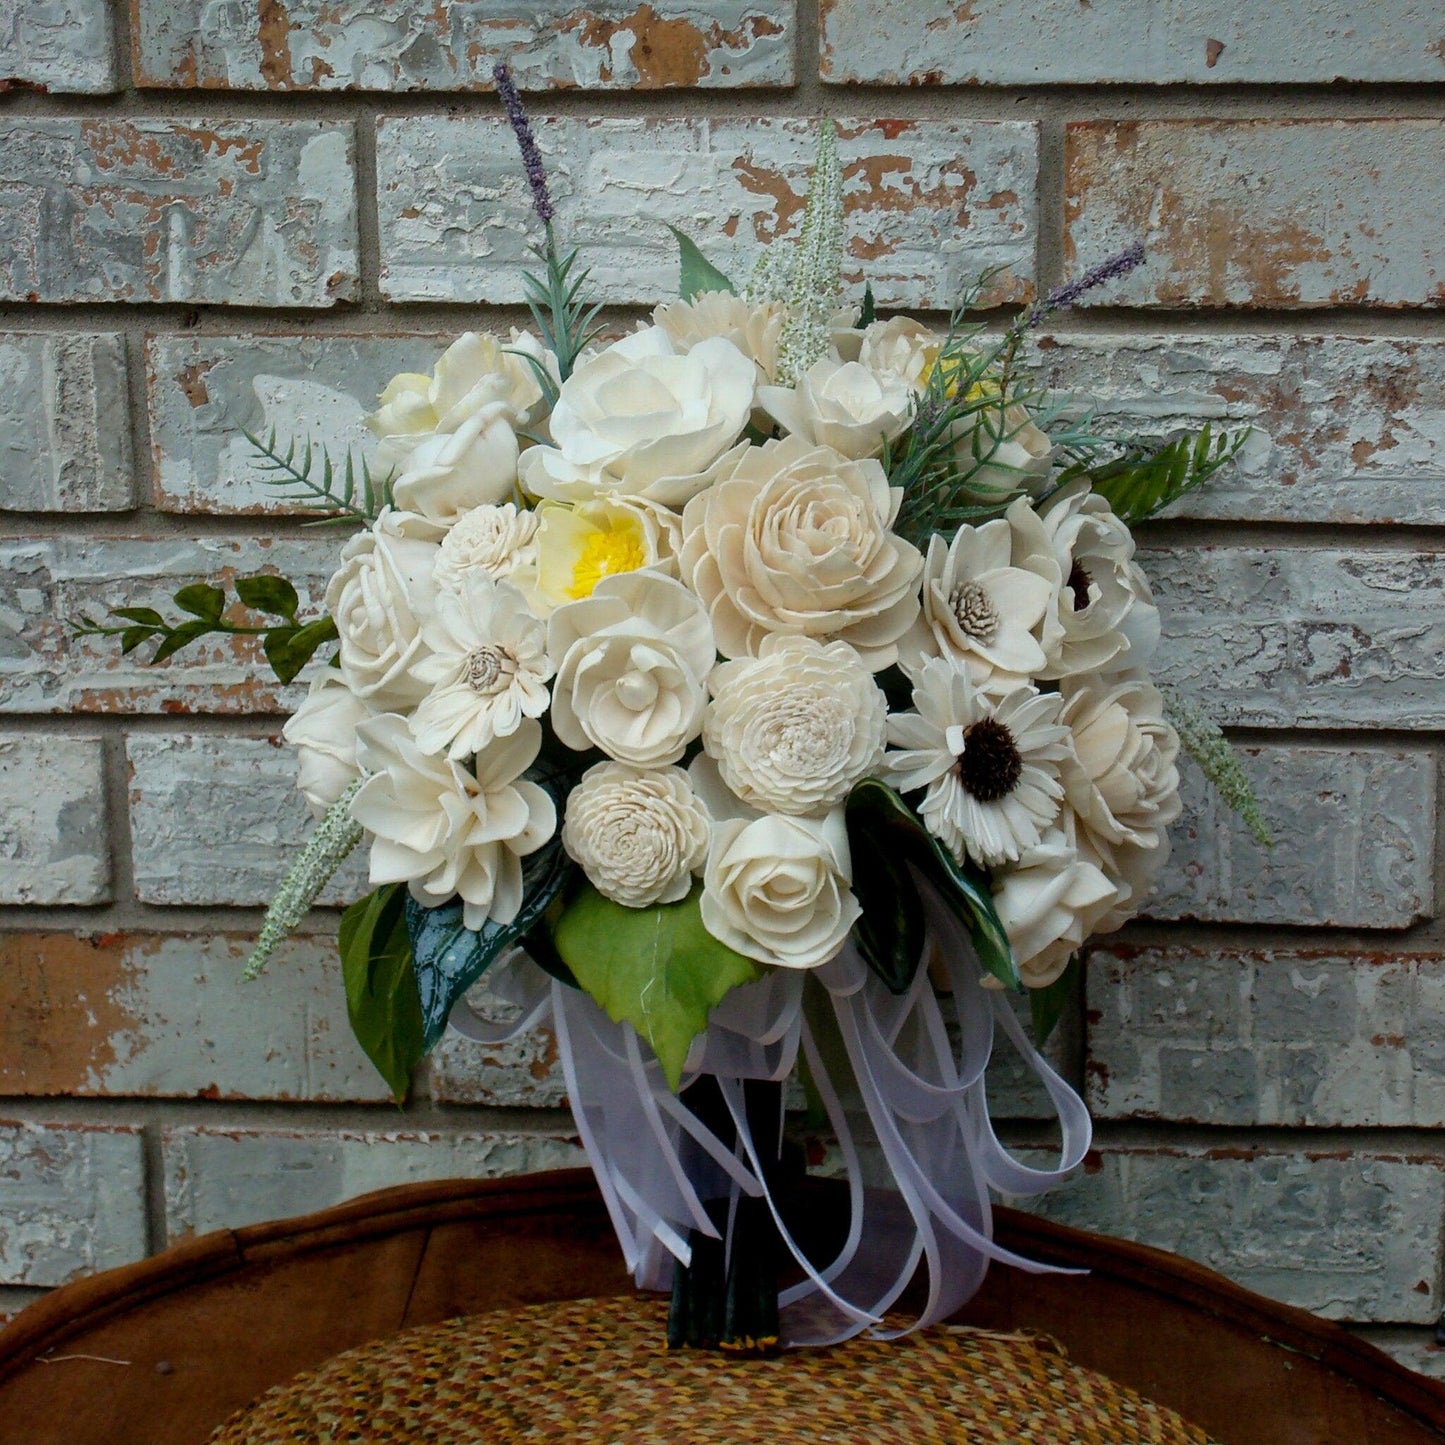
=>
[561,761,711,907]
[884,657,1072,869]
[351,714,555,929]
[282,671,374,818]
[433,504,539,595]
[703,635,886,817]
[410,577,552,760]
[757,354,912,461]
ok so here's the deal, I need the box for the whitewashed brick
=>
[1087,946,1445,1127]
[0,1288,46,1324]
[1357,1330,1445,1382]
[0,1122,146,1287]
[821,0,1445,85]
[147,332,438,515]
[0,933,386,1103]
[128,736,368,907]
[1039,335,1445,527]
[162,1126,585,1239]
[376,116,1037,309]
[1149,747,1434,928]
[0,120,358,306]
[1023,1148,1445,1324]
[0,735,109,904]
[0,333,134,512]
[1149,546,1445,729]
[1066,120,1445,309]
[134,0,795,90]
[0,536,333,715]
[0,0,117,93]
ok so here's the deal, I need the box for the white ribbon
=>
[447,878,1091,1346]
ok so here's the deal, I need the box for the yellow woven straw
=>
[211,1294,1218,1444]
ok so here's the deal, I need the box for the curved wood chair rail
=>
[0,1169,1441,1445]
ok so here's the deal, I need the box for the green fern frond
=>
[243,427,392,523]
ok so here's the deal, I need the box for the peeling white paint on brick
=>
[0,0,117,93]
[0,736,110,905]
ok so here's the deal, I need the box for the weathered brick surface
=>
[1040,335,1445,527]
[376,116,1037,308]
[1148,546,1445,729]
[134,0,796,90]
[147,332,437,515]
[821,1,1445,86]
[1087,946,1445,1128]
[1065,121,1445,309]
[1024,1148,1445,1324]
[128,735,368,907]
[1360,1331,1445,1382]
[0,333,133,513]
[0,735,110,905]
[1147,747,1434,929]
[162,1126,585,1238]
[0,120,359,306]
[0,932,386,1102]
[0,1122,146,1287]
[0,0,117,93]
[0,536,332,715]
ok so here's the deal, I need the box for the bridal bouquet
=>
[79,72,1262,1351]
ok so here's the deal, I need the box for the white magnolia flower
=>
[351,714,555,929]
[519,327,756,507]
[680,434,923,670]
[653,290,786,383]
[410,577,552,760]
[282,671,373,817]
[757,354,912,461]
[561,761,710,907]
[548,569,715,766]
[884,656,1072,870]
[391,406,520,528]
[434,503,539,595]
[324,509,440,710]
[703,635,886,817]
[856,316,943,394]
[693,758,860,971]
[900,497,1059,690]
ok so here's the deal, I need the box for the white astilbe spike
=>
[775,118,845,385]
[243,779,365,980]
[1161,687,1272,847]
[746,246,790,306]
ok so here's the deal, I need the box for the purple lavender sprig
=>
[493,62,553,226]
[1025,239,1146,327]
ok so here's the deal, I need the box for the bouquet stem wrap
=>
[449,880,1091,1347]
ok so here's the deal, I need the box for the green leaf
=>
[845,779,1020,991]
[1076,423,1248,523]
[172,583,226,622]
[339,884,425,1103]
[858,281,876,328]
[668,226,736,301]
[235,574,300,619]
[150,617,217,664]
[553,880,761,1090]
[1029,955,1080,1046]
[263,616,338,684]
[120,626,156,654]
[111,607,166,626]
[845,815,926,994]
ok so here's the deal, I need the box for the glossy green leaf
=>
[173,583,226,621]
[553,880,761,1090]
[235,574,300,619]
[339,883,424,1104]
[845,814,925,994]
[669,226,736,301]
[1028,955,1080,1046]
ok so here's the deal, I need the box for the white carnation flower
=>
[562,761,711,907]
[282,671,374,818]
[703,636,886,817]
[410,577,552,760]
[548,569,715,766]
[351,714,555,929]
[884,656,1072,870]
[434,503,539,595]
[757,354,912,461]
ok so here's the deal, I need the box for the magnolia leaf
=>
[845,778,1020,991]
[553,880,761,1090]
[845,815,926,994]
[669,226,736,301]
[1029,955,1081,1046]
[235,574,300,619]
[339,884,424,1104]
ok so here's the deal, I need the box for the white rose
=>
[548,569,715,766]
[692,758,860,971]
[1079,825,1174,935]
[324,509,441,710]
[390,406,520,528]
[703,636,886,817]
[434,503,539,595]
[680,434,923,670]
[653,291,786,383]
[757,354,912,461]
[561,761,711,907]
[350,714,556,929]
[519,327,756,507]
[282,672,374,817]
[856,316,943,393]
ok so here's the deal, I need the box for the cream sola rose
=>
[680,433,923,670]
[433,503,539,595]
[653,291,786,383]
[757,354,912,461]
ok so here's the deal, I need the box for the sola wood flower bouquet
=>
[81,72,1267,1351]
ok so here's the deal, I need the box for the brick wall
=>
[1,0,1442,1373]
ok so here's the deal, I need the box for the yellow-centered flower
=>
[533,500,650,607]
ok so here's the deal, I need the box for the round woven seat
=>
[209,1294,1217,1444]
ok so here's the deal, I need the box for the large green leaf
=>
[845,814,926,994]
[1029,954,1081,1046]
[668,226,736,301]
[845,779,1020,991]
[553,880,761,1090]
[339,884,424,1104]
